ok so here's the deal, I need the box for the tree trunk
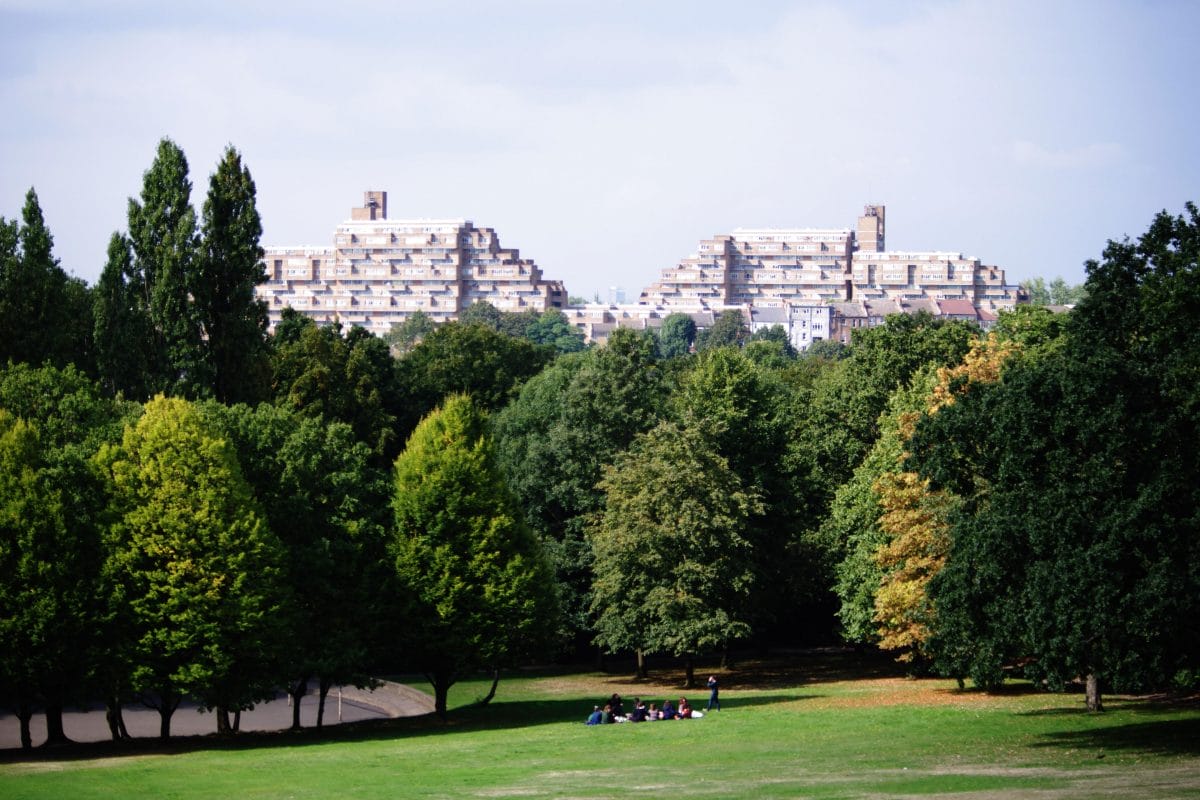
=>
[636,649,647,680]
[317,677,333,728]
[17,700,33,750]
[476,669,500,706]
[720,647,733,670]
[105,701,122,741]
[1085,672,1104,712]
[105,696,131,740]
[595,646,605,672]
[684,655,695,689]
[216,707,233,734]
[156,688,180,739]
[432,673,454,721]
[289,676,309,730]
[233,709,241,732]
[43,704,72,746]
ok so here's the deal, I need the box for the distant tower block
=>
[351,190,388,221]
[857,204,885,253]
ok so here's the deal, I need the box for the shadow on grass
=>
[590,647,908,692]
[1018,689,1200,717]
[1030,717,1200,757]
[0,690,813,765]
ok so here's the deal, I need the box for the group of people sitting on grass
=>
[586,693,699,724]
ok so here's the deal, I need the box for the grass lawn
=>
[1,651,1198,799]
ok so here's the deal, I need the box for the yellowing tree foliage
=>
[871,334,1017,661]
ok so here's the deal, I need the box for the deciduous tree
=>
[97,396,288,737]
[204,402,389,729]
[391,395,559,718]
[0,364,131,745]
[589,422,759,685]
[195,145,271,405]
[0,189,91,371]
[125,139,209,397]
[657,312,696,359]
[912,204,1200,709]
[493,329,666,647]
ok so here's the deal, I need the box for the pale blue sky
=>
[2,0,1197,299]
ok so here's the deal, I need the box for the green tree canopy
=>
[271,319,401,462]
[524,309,586,354]
[589,422,760,685]
[0,189,92,371]
[125,138,208,397]
[97,396,289,737]
[384,309,435,355]
[391,395,559,718]
[395,321,552,437]
[0,364,133,745]
[203,402,390,729]
[195,145,271,405]
[911,203,1200,709]
[696,309,748,351]
[493,329,667,646]
[657,312,697,359]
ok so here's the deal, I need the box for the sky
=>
[2,0,1197,300]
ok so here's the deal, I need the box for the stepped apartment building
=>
[639,205,1024,313]
[257,191,567,336]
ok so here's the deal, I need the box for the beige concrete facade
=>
[639,205,1024,314]
[258,192,567,337]
[640,227,855,308]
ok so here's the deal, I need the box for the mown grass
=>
[1,651,1198,799]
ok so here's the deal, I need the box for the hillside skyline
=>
[2,0,1197,298]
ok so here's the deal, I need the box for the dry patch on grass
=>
[3,754,158,775]
[805,677,1016,710]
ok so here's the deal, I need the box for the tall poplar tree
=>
[126,139,208,397]
[0,189,91,370]
[196,145,271,404]
[94,233,155,398]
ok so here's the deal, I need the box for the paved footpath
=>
[0,681,435,750]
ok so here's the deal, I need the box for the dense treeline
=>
[1,138,1197,747]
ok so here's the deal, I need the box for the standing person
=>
[706,675,720,711]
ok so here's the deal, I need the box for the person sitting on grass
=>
[647,703,660,720]
[629,698,648,722]
[661,699,677,720]
[677,697,692,719]
[609,693,625,718]
[602,703,615,724]
[586,706,603,725]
